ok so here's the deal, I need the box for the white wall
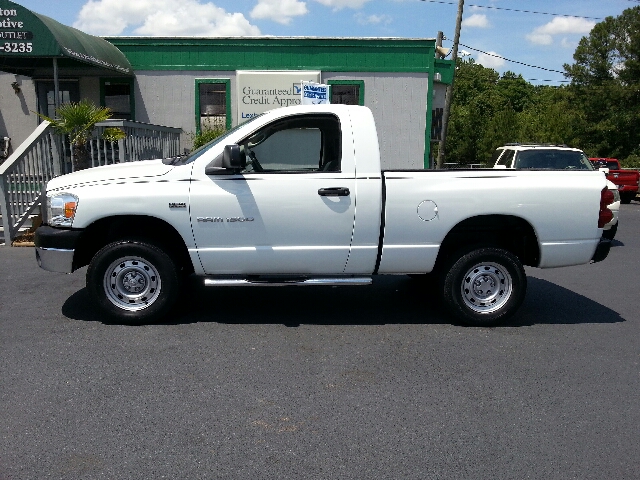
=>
[325,72,429,170]
[0,72,39,150]
[133,71,236,152]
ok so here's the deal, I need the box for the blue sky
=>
[11,0,635,84]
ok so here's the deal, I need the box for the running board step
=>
[204,277,372,287]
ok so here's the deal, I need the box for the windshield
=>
[514,150,593,170]
[185,114,265,164]
[591,159,619,169]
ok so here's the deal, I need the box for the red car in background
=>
[589,158,639,204]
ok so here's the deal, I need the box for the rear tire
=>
[620,192,635,204]
[441,247,526,327]
[602,222,618,241]
[87,240,180,324]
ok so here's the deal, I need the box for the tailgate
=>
[607,170,639,188]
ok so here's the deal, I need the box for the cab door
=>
[189,113,357,275]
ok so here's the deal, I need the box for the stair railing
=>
[0,121,64,244]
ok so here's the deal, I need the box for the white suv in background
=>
[492,144,593,170]
[492,144,620,240]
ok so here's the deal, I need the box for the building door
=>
[36,81,80,119]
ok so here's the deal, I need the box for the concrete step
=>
[0,214,39,246]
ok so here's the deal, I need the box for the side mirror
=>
[222,144,246,171]
[599,167,610,174]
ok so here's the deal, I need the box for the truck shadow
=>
[61,276,624,327]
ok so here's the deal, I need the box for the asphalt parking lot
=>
[1,204,640,479]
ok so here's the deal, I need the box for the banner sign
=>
[236,70,321,123]
[0,1,42,56]
[0,0,132,73]
[301,81,330,105]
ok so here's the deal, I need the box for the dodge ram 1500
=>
[34,105,613,326]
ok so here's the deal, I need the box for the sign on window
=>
[301,81,330,105]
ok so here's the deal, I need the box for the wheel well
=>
[435,215,540,270]
[73,215,194,275]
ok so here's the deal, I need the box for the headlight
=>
[47,193,79,227]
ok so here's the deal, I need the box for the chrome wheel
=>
[103,256,162,311]
[460,261,513,314]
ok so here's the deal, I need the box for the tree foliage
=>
[444,6,640,167]
[564,6,640,160]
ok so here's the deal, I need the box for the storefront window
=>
[196,79,231,133]
[101,79,134,119]
[328,80,364,106]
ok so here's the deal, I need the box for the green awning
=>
[0,0,132,76]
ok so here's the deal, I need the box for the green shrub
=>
[190,126,226,151]
[101,127,126,143]
[621,155,640,169]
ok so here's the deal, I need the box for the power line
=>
[525,79,571,84]
[459,43,568,75]
[420,0,603,20]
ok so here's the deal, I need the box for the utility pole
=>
[436,0,464,169]
[435,31,444,58]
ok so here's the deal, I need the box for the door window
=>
[36,81,79,118]
[495,149,515,167]
[239,114,341,173]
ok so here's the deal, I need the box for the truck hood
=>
[46,159,175,191]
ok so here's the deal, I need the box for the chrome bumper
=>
[35,247,75,273]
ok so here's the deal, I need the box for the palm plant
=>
[38,99,112,171]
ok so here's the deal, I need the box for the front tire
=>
[87,240,180,324]
[441,247,526,327]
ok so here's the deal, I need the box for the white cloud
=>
[73,0,261,36]
[313,0,371,10]
[476,51,505,69]
[526,32,553,45]
[250,0,308,25]
[526,17,595,46]
[560,37,578,50]
[355,13,391,25]
[462,14,489,29]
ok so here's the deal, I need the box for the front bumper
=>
[591,237,612,264]
[34,226,83,273]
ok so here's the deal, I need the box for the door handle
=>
[318,187,350,197]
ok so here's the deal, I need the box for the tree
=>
[38,99,113,171]
[517,86,579,147]
[496,71,535,113]
[564,6,640,159]
[445,59,501,164]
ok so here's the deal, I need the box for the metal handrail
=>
[0,121,63,244]
[87,120,182,167]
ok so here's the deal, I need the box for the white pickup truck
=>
[34,105,613,326]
